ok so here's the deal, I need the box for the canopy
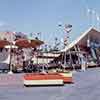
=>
[0,40,11,48]
[15,38,44,48]
[31,39,44,47]
[15,39,31,48]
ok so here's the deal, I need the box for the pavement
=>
[0,68,100,100]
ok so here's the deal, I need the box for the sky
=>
[0,0,100,46]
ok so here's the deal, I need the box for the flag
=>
[87,8,95,15]
[96,14,100,21]
[87,8,92,18]
[87,8,91,13]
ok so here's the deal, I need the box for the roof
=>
[61,27,100,52]
[0,32,15,41]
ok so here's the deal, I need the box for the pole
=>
[8,32,14,74]
[96,13,100,29]
[63,51,66,72]
[8,44,13,74]
[92,10,95,27]
[69,50,73,70]
[75,45,81,66]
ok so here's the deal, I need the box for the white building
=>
[58,27,100,70]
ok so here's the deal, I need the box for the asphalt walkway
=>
[0,68,100,100]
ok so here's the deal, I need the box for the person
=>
[23,60,26,72]
[27,60,35,72]
[81,54,86,71]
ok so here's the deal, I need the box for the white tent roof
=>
[61,27,100,52]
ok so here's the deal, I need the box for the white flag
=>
[96,14,100,21]
[87,8,91,13]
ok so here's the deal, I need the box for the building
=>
[57,27,100,70]
[32,52,60,64]
[0,31,44,72]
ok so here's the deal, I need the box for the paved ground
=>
[0,68,100,100]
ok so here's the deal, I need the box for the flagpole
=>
[92,10,96,27]
[87,8,93,27]
[96,13,100,30]
[87,8,90,27]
